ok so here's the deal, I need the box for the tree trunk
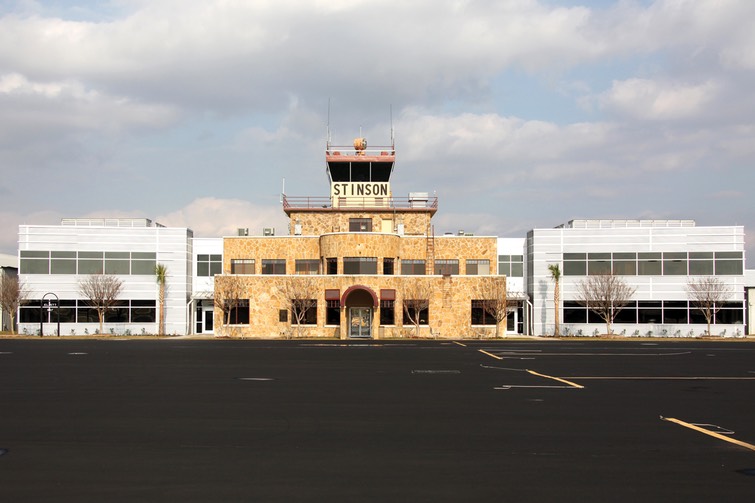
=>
[553,279,560,336]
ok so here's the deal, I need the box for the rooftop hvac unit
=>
[408,192,429,208]
[237,228,249,236]
[263,227,275,236]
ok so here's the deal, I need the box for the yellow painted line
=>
[452,341,467,347]
[527,369,584,389]
[567,376,755,381]
[661,416,755,452]
[478,349,503,360]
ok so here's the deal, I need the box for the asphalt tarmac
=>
[1,338,754,502]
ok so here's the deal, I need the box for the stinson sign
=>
[331,182,390,198]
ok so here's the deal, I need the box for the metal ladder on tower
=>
[426,224,435,275]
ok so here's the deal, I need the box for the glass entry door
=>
[203,307,214,334]
[349,307,372,338]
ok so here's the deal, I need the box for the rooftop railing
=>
[282,195,438,210]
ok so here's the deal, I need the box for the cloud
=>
[156,197,289,238]
[597,78,719,121]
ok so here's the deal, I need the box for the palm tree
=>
[155,264,167,336]
[548,264,561,337]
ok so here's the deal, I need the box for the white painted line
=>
[495,385,578,390]
[411,370,461,374]
[452,341,466,347]
[238,377,275,381]
[566,376,755,381]
[67,352,88,355]
[497,351,691,357]
[0,352,13,355]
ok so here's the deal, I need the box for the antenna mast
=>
[390,105,395,148]
[326,99,332,149]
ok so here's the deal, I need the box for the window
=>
[466,259,490,275]
[401,259,426,275]
[471,300,496,325]
[279,309,288,323]
[105,252,130,275]
[22,299,156,324]
[498,255,523,276]
[612,253,636,276]
[587,253,611,275]
[343,257,378,274]
[131,252,157,275]
[50,251,76,274]
[56,300,77,323]
[292,299,317,325]
[231,259,255,274]
[563,301,587,323]
[614,302,637,323]
[262,259,286,274]
[715,302,744,324]
[663,252,687,275]
[228,300,250,325]
[349,218,372,232]
[380,300,395,325]
[563,253,586,276]
[715,251,743,275]
[383,258,394,275]
[326,301,341,325]
[434,259,459,275]
[326,258,338,275]
[197,254,222,276]
[663,301,688,324]
[638,253,662,275]
[20,300,42,323]
[104,300,129,323]
[131,300,157,322]
[20,251,50,274]
[637,301,662,323]
[78,251,104,274]
[295,259,319,275]
[325,290,340,325]
[402,300,429,325]
[689,252,713,275]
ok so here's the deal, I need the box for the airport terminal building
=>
[14,139,754,338]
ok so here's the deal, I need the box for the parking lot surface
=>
[1,339,754,502]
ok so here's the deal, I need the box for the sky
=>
[1,0,754,265]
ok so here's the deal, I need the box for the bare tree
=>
[576,274,636,335]
[78,273,123,335]
[401,280,433,338]
[686,277,732,336]
[277,277,320,338]
[548,264,561,336]
[475,277,509,338]
[0,274,27,334]
[214,275,246,337]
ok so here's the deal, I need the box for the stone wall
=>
[287,210,434,236]
[213,274,506,339]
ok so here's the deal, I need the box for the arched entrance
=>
[342,285,378,339]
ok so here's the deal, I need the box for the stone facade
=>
[214,273,506,339]
[217,229,506,339]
